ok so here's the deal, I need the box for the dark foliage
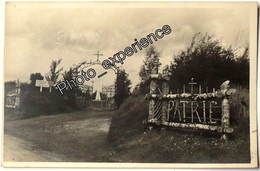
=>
[62,67,73,81]
[21,91,66,114]
[4,81,16,94]
[30,73,44,89]
[91,91,97,99]
[114,70,131,109]
[45,59,63,82]
[17,80,81,118]
[170,33,249,92]
[138,80,150,94]
[61,68,83,109]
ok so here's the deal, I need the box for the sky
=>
[4,2,252,91]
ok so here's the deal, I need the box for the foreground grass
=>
[109,129,250,163]
[108,88,251,163]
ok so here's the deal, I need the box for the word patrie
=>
[56,25,172,95]
[101,25,172,69]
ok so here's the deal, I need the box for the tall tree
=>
[114,69,131,108]
[60,67,80,109]
[169,33,248,91]
[45,59,63,83]
[139,46,161,81]
[138,46,161,93]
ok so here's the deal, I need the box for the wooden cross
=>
[93,51,103,64]
[188,78,197,94]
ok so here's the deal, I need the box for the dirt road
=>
[3,110,114,162]
[4,134,64,162]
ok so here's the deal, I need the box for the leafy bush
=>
[229,86,249,135]
[20,91,69,118]
[170,33,249,91]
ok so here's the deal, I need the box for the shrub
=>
[229,86,249,135]
[20,90,69,118]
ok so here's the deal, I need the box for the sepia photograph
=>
[2,1,258,168]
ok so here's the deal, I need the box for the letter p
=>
[56,81,67,95]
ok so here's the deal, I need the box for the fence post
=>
[220,80,236,140]
[221,97,230,140]
[147,58,161,128]
[161,101,168,124]
[161,81,169,124]
[148,82,156,123]
[148,80,157,123]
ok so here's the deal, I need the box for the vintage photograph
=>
[2,2,258,168]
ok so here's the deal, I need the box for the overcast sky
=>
[4,2,253,91]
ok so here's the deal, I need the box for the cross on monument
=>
[93,51,103,64]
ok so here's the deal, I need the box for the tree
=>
[138,46,161,93]
[234,46,249,86]
[139,46,161,81]
[30,73,44,86]
[5,81,16,92]
[170,33,248,92]
[62,67,74,81]
[45,59,63,83]
[60,67,80,109]
[114,69,131,108]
